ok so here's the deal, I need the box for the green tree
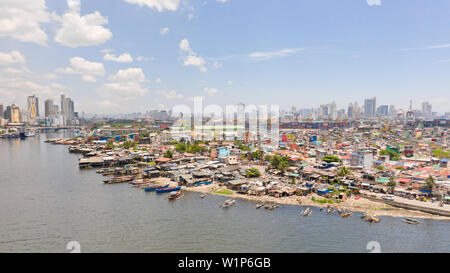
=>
[175,143,187,153]
[163,150,173,158]
[322,155,340,163]
[246,168,261,178]
[388,176,396,192]
[425,175,435,197]
[337,166,351,177]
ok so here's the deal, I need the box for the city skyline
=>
[0,0,450,114]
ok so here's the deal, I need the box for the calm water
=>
[0,130,449,253]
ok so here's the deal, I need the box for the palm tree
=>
[337,166,351,177]
[425,175,435,198]
[388,176,396,193]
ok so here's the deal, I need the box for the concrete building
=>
[364,97,376,118]
[44,99,55,117]
[422,101,432,118]
[27,95,39,122]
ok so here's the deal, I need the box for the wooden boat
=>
[341,212,352,218]
[103,175,135,184]
[256,203,264,209]
[361,212,370,218]
[200,194,207,198]
[403,218,420,224]
[130,179,153,186]
[102,172,115,176]
[97,168,114,174]
[221,199,236,208]
[302,208,312,216]
[366,215,380,223]
[265,203,278,210]
[168,191,183,200]
[156,186,181,193]
[144,184,169,192]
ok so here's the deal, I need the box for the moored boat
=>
[256,203,264,209]
[103,175,135,184]
[168,191,183,200]
[144,184,169,192]
[156,186,181,193]
[341,212,352,218]
[403,218,420,224]
[366,215,380,223]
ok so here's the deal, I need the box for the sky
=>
[0,0,449,115]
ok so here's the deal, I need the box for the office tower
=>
[376,105,389,117]
[9,105,20,123]
[388,105,396,118]
[328,101,337,120]
[0,104,3,119]
[347,103,354,119]
[364,97,376,118]
[422,101,432,118]
[60,94,75,125]
[337,109,346,120]
[44,99,54,117]
[27,95,39,121]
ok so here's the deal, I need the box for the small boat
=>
[256,203,264,209]
[403,218,420,224]
[97,168,114,174]
[302,208,312,216]
[103,175,135,184]
[361,212,370,218]
[144,184,169,192]
[265,203,278,210]
[366,215,380,223]
[200,194,207,198]
[168,191,183,200]
[156,186,181,193]
[354,196,361,200]
[341,212,352,218]
[221,199,236,208]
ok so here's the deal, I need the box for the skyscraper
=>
[376,105,389,117]
[60,94,75,125]
[45,99,54,117]
[0,104,3,119]
[422,101,432,118]
[364,97,376,118]
[27,95,39,121]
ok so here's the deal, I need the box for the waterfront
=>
[0,131,449,253]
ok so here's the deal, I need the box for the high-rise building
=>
[60,94,75,125]
[44,99,54,117]
[0,104,3,119]
[328,101,337,120]
[8,104,21,123]
[422,101,432,118]
[376,105,389,117]
[27,95,39,121]
[364,97,376,118]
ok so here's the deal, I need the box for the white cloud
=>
[0,51,26,65]
[179,39,192,52]
[103,52,133,63]
[248,48,304,60]
[227,80,233,85]
[55,57,105,82]
[426,44,450,49]
[157,90,184,99]
[136,56,154,61]
[179,38,207,72]
[123,0,180,12]
[155,78,162,84]
[100,68,149,99]
[366,0,381,6]
[0,0,50,45]
[160,27,169,35]
[203,87,218,96]
[217,0,229,2]
[54,0,112,48]
[109,68,148,82]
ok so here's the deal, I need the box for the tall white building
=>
[364,97,376,118]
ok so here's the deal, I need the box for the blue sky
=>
[0,0,449,114]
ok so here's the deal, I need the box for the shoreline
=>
[151,178,450,221]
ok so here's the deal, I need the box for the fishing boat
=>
[221,199,236,208]
[265,203,278,210]
[302,208,312,216]
[130,179,153,186]
[403,218,420,224]
[366,215,380,223]
[103,175,135,184]
[144,184,169,192]
[96,168,114,174]
[341,212,352,218]
[168,191,183,200]
[361,212,370,218]
[256,203,264,209]
[200,194,207,198]
[156,186,181,193]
